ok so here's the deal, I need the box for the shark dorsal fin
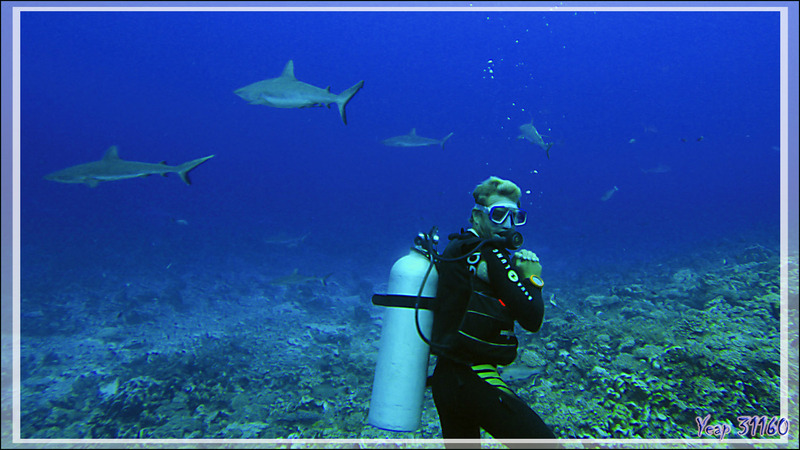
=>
[102,146,120,161]
[325,86,331,92]
[410,128,417,135]
[281,60,296,79]
[292,268,298,275]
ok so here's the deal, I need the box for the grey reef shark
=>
[518,120,554,159]
[640,163,671,174]
[262,233,309,248]
[44,146,215,188]
[269,268,333,287]
[381,128,454,149]
[234,60,364,125]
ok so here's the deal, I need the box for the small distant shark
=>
[269,269,333,287]
[263,233,309,248]
[381,128,454,149]
[518,120,554,159]
[43,146,215,188]
[600,186,619,201]
[641,163,671,174]
[234,60,364,125]
[642,124,659,134]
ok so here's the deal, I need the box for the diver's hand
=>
[513,249,542,278]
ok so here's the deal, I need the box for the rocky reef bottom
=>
[9,240,796,445]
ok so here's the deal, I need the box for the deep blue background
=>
[20,10,781,286]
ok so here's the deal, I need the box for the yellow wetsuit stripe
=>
[485,378,509,387]
[476,371,502,380]
[497,386,515,396]
[471,364,515,397]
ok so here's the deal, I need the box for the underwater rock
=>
[617,337,636,353]
[609,284,650,298]
[673,312,707,337]
[98,378,119,400]
[611,352,647,374]
[40,351,61,366]
[737,244,776,264]
[220,421,268,439]
[672,268,699,286]
[519,348,549,368]
[277,409,323,425]
[594,334,611,348]
[632,344,665,361]
[101,375,166,424]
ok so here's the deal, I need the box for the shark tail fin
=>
[177,155,215,185]
[440,132,454,150]
[336,80,365,125]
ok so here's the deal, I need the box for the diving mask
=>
[474,203,527,226]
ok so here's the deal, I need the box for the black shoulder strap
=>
[372,293,435,310]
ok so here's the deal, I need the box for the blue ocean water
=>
[18,7,785,440]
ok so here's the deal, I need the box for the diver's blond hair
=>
[472,176,522,206]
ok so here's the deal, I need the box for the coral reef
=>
[13,236,792,446]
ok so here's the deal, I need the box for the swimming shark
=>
[43,146,215,188]
[234,60,364,125]
[518,120,554,159]
[600,186,619,201]
[263,233,309,248]
[381,128,454,149]
[640,163,671,174]
[269,269,333,287]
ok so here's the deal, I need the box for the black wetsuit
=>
[429,229,555,439]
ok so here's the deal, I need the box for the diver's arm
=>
[517,287,545,332]
[482,247,545,332]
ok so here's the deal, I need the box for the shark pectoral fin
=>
[86,179,100,188]
[336,80,364,125]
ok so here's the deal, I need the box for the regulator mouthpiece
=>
[493,230,524,250]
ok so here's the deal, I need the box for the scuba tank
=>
[367,226,522,432]
[367,230,438,432]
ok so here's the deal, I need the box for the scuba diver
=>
[428,176,555,440]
